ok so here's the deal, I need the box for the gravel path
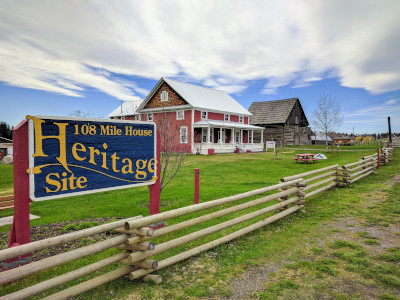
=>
[226,263,283,299]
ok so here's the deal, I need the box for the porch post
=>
[240,130,243,144]
[219,128,223,144]
[251,130,254,144]
[261,130,264,144]
[207,127,211,143]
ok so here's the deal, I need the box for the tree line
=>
[0,121,13,140]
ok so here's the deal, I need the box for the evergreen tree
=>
[0,121,13,140]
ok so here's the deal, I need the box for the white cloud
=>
[385,99,397,105]
[343,97,400,126]
[0,0,399,99]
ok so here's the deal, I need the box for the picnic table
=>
[293,153,318,164]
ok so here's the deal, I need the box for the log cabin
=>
[248,98,311,146]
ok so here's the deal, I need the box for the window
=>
[239,116,243,123]
[121,116,125,120]
[147,113,153,121]
[177,110,184,120]
[201,111,207,120]
[224,114,229,121]
[180,126,188,144]
[161,91,168,102]
[135,115,140,120]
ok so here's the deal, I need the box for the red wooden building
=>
[110,78,264,154]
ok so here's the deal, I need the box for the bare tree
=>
[192,129,203,155]
[68,110,105,119]
[312,95,343,152]
[156,110,187,193]
[274,137,284,160]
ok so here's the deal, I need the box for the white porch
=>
[192,120,264,155]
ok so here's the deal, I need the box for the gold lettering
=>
[68,173,77,190]
[88,147,100,165]
[100,125,110,135]
[61,172,68,191]
[76,176,87,189]
[45,173,61,193]
[26,115,70,172]
[148,158,156,173]
[121,158,134,174]
[72,143,86,161]
[111,153,120,172]
[135,159,147,179]
[101,143,108,169]
[125,126,132,135]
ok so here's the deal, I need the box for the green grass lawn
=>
[1,148,398,299]
[0,149,373,230]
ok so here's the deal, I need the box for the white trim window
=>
[161,91,168,102]
[120,116,125,120]
[180,126,188,144]
[201,111,207,120]
[147,113,153,121]
[224,114,229,121]
[177,110,184,120]
[134,115,140,120]
[239,116,243,123]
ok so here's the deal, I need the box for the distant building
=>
[108,100,143,120]
[310,132,333,145]
[0,137,13,157]
[248,98,311,145]
[332,136,352,145]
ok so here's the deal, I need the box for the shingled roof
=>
[248,98,299,125]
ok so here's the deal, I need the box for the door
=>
[295,133,300,146]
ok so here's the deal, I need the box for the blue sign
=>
[27,115,156,201]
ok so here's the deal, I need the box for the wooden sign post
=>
[4,120,31,270]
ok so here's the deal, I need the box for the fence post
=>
[149,131,163,229]
[194,168,199,204]
[295,180,306,213]
[377,148,380,169]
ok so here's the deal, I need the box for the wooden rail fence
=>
[0,148,395,299]
[0,196,14,211]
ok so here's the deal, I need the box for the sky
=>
[0,0,400,135]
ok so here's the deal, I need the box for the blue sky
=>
[1,0,399,134]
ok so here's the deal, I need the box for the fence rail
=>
[0,147,395,299]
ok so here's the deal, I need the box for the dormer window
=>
[161,91,168,102]
[201,111,207,120]
[224,114,229,121]
[239,116,243,123]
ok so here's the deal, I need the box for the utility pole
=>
[388,117,392,144]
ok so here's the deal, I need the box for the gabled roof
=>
[138,77,251,116]
[108,100,143,117]
[248,98,300,124]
